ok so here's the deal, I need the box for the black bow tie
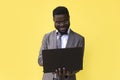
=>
[57,32,68,36]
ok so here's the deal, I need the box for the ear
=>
[53,17,55,22]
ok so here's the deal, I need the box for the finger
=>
[66,70,70,77]
[55,69,57,73]
[63,67,66,75]
[55,69,58,75]
[63,70,70,79]
[58,68,61,75]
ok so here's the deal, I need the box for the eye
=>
[55,20,69,25]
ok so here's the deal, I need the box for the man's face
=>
[53,14,70,34]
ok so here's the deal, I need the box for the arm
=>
[71,37,85,74]
[38,34,48,66]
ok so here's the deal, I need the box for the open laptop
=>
[42,47,84,73]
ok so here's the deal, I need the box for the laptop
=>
[42,47,84,73]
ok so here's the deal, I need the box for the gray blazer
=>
[38,29,85,80]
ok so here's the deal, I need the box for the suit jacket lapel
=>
[52,30,57,49]
[66,30,74,48]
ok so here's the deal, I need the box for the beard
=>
[55,25,69,35]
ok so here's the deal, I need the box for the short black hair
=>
[53,6,70,17]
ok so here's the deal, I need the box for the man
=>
[38,6,85,80]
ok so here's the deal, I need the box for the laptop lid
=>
[42,47,84,73]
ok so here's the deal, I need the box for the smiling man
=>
[38,6,85,80]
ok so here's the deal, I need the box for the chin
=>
[59,30,67,34]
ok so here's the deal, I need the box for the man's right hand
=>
[55,67,70,79]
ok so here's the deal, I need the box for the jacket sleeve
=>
[38,34,48,66]
[71,36,85,74]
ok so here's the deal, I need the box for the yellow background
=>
[0,0,120,80]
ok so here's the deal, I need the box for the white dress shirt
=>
[56,28,70,48]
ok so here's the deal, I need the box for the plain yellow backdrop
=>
[0,0,120,80]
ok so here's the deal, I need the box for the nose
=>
[59,22,64,27]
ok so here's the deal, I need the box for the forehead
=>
[54,14,69,21]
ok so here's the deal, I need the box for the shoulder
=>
[43,30,56,39]
[70,29,85,40]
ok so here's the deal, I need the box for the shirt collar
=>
[56,28,70,35]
